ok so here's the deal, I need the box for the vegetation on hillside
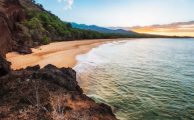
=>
[21,0,180,47]
[23,9,113,44]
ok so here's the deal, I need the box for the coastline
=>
[6,39,119,70]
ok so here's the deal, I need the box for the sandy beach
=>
[6,39,117,70]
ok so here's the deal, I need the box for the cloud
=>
[57,0,74,10]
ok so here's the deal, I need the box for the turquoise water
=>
[74,38,194,120]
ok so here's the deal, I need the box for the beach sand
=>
[6,39,116,70]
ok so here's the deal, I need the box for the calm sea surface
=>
[74,38,194,120]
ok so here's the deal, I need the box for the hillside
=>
[0,0,119,55]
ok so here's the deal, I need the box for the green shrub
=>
[42,36,50,44]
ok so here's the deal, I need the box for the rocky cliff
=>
[0,59,117,119]
[0,0,32,55]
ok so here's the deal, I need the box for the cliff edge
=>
[0,56,117,120]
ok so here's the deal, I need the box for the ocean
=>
[74,38,194,120]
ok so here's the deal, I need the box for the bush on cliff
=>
[42,35,50,44]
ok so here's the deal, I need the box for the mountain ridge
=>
[71,22,138,35]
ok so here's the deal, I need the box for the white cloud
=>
[57,0,74,10]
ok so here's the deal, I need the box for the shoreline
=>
[6,39,121,70]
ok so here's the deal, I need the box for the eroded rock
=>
[0,63,117,120]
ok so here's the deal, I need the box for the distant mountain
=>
[71,23,138,35]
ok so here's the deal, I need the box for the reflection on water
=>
[74,38,194,120]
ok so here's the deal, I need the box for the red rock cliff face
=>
[0,14,12,56]
[0,0,30,56]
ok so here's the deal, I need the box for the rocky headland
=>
[0,56,116,120]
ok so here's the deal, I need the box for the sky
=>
[36,0,194,27]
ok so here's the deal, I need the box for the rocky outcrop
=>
[0,0,32,55]
[0,14,12,56]
[0,57,117,119]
